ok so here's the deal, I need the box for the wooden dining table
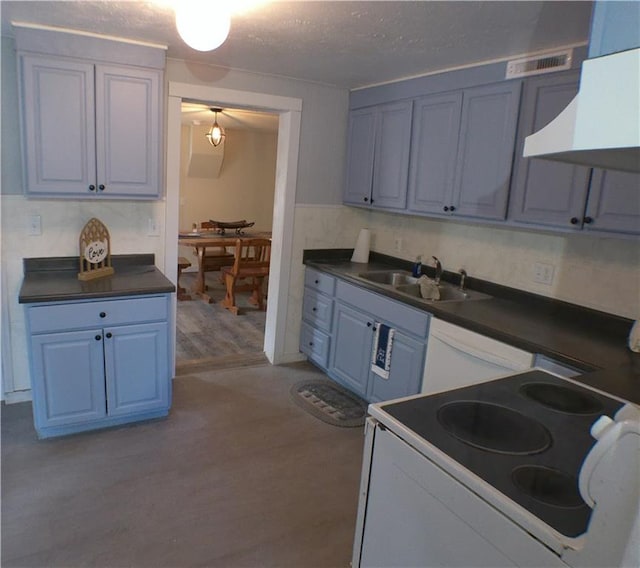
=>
[178,231,272,301]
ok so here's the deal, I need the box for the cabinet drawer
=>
[302,289,333,332]
[304,268,336,296]
[336,280,430,339]
[28,295,168,334]
[300,322,331,369]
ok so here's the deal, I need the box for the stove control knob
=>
[591,415,614,439]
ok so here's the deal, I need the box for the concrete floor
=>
[1,362,364,567]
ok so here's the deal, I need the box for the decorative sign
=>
[84,240,108,264]
[78,218,114,281]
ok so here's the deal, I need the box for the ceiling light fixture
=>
[206,108,226,147]
[175,3,231,52]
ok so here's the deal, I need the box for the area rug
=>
[290,380,367,427]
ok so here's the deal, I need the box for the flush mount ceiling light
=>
[206,108,226,147]
[175,2,231,52]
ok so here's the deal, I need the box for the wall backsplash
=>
[294,205,639,321]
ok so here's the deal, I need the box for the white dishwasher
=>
[421,318,534,394]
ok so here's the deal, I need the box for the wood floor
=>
[1,361,365,567]
[176,271,267,373]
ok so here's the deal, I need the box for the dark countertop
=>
[303,250,640,404]
[19,255,175,304]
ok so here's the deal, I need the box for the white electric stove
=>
[352,369,640,568]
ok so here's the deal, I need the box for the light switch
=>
[28,215,42,236]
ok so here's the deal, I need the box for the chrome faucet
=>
[458,268,467,291]
[431,256,442,285]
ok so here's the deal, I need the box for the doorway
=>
[165,83,303,374]
[175,103,279,371]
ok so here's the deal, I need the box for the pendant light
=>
[175,3,231,52]
[206,108,226,147]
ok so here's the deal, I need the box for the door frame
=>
[165,82,302,368]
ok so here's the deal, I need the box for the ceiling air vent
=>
[505,49,573,79]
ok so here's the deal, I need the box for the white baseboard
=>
[4,390,32,404]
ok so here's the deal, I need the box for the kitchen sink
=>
[354,270,491,303]
[395,283,491,302]
[357,271,419,286]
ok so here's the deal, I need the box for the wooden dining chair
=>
[199,221,234,279]
[221,238,271,315]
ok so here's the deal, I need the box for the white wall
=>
[179,125,277,231]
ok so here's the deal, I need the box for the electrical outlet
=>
[533,261,555,285]
[147,218,160,236]
[394,237,403,253]
[28,215,42,236]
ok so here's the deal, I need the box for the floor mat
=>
[290,380,367,427]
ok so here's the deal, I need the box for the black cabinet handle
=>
[95,335,101,341]
[570,217,579,225]
[99,312,106,318]
[312,307,317,312]
[89,185,96,191]
[370,198,375,204]
[363,197,369,202]
[308,341,313,347]
[106,332,112,339]
[98,184,105,191]
[583,216,593,224]
[450,205,456,212]
[314,279,319,284]
[373,325,378,331]
[443,206,449,212]
[367,322,372,327]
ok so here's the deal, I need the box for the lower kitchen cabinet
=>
[328,279,430,402]
[299,268,335,371]
[26,294,171,438]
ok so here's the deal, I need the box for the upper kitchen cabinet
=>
[344,101,413,210]
[408,82,521,220]
[510,71,640,235]
[407,92,463,215]
[16,25,165,199]
[584,170,640,235]
[451,81,521,220]
[510,71,591,229]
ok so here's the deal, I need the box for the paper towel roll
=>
[351,228,371,263]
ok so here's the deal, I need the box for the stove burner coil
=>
[512,465,585,508]
[520,382,604,414]
[437,401,552,455]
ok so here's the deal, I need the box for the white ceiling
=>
[1,1,593,90]
[1,1,593,132]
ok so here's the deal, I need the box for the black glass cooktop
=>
[380,370,623,538]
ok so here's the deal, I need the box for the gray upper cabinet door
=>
[95,65,161,197]
[585,170,640,235]
[407,92,463,215]
[370,101,413,210]
[453,81,522,220]
[21,55,96,195]
[510,72,591,229]
[344,108,376,206]
[20,55,161,199]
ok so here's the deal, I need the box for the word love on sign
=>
[85,240,108,264]
[77,218,115,281]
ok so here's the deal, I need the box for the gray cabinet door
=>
[30,329,107,430]
[344,108,376,206]
[21,55,96,196]
[104,322,169,416]
[330,302,374,398]
[585,170,640,235]
[371,101,413,210]
[95,65,161,197]
[509,72,591,229]
[367,330,425,404]
[453,81,522,220]
[407,92,463,215]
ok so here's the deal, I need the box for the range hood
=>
[523,48,640,172]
